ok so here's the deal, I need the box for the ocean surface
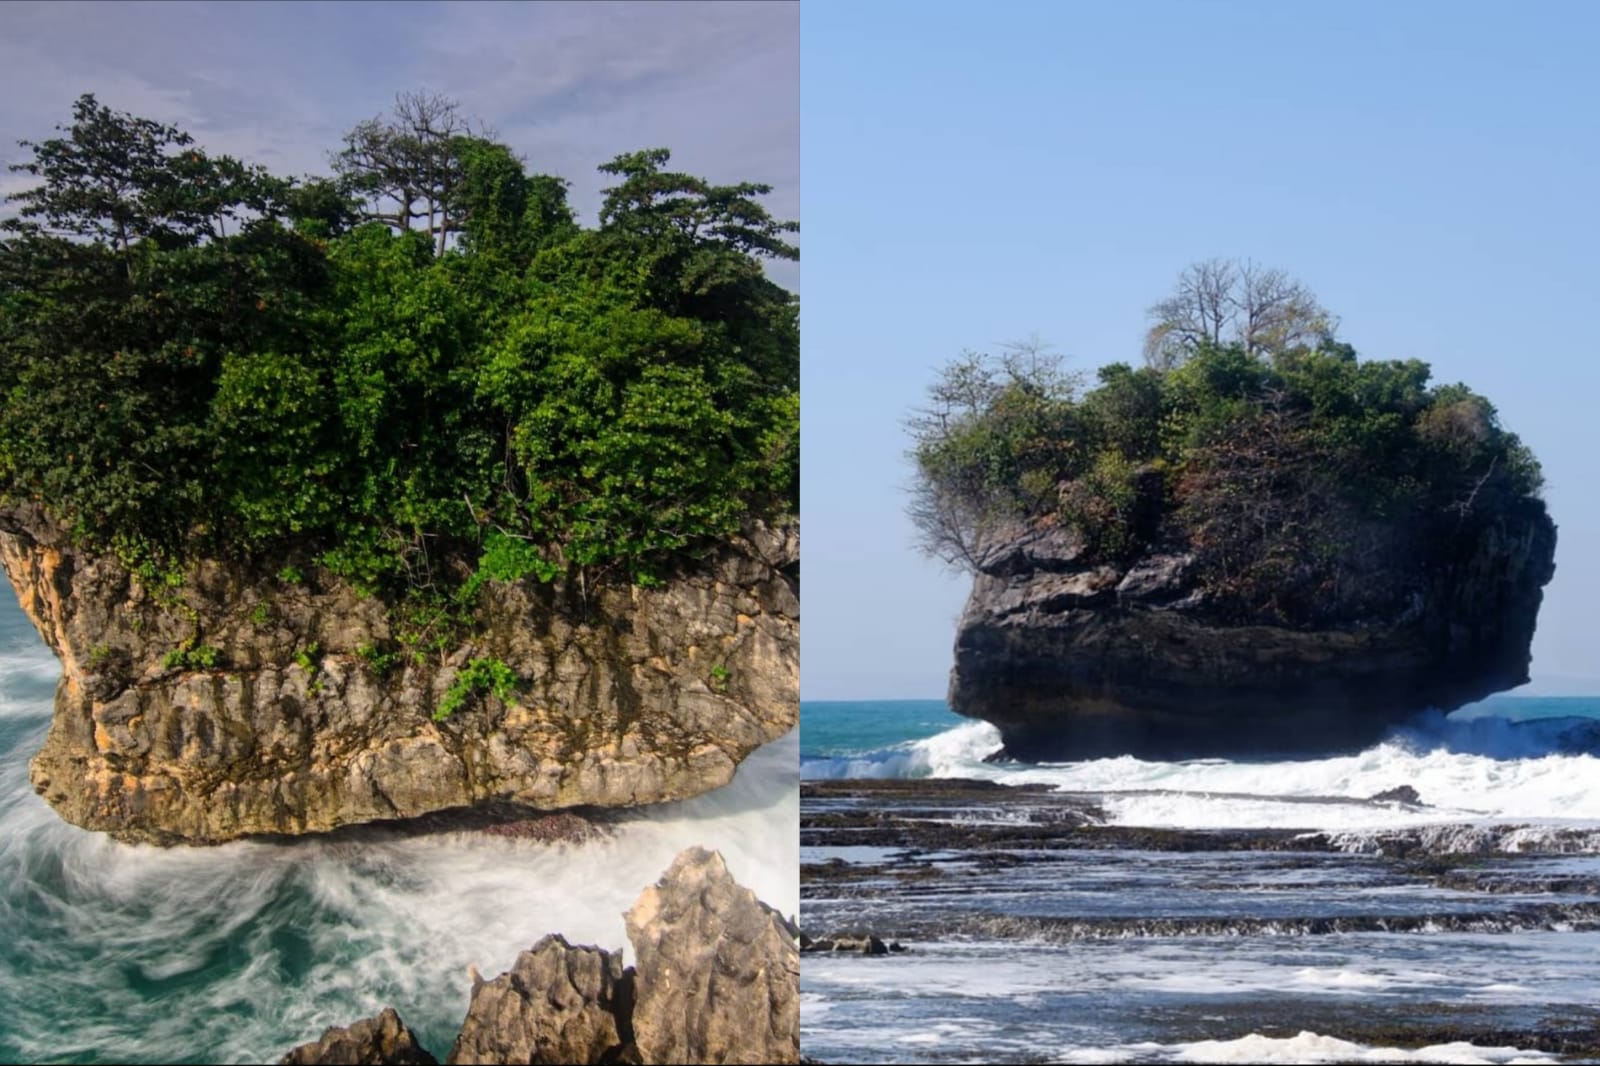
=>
[0,584,798,1064]
[801,698,1600,1064]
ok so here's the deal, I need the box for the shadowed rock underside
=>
[951,502,1556,761]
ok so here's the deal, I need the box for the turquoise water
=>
[801,695,1600,1063]
[801,696,1600,780]
[801,699,962,758]
[0,583,797,1064]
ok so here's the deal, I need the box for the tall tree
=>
[1144,258,1337,370]
[5,93,281,265]
[333,91,482,254]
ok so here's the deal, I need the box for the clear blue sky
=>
[801,0,1600,699]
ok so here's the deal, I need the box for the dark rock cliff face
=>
[0,504,797,844]
[950,499,1557,760]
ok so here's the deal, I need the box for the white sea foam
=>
[0,607,797,1066]
[1290,967,1391,990]
[801,932,1600,1062]
[0,644,58,719]
[798,992,834,1020]
[1055,1032,1557,1064]
[811,940,1374,1002]
[800,719,1004,780]
[1083,743,1600,831]
[1057,1031,1559,1064]
[814,712,1600,832]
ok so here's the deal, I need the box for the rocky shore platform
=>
[800,778,1600,1062]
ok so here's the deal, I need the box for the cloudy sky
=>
[0,0,797,284]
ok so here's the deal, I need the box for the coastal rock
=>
[624,846,800,1064]
[277,848,794,1066]
[279,1007,437,1065]
[447,936,634,1065]
[950,500,1556,760]
[797,934,894,956]
[0,503,797,844]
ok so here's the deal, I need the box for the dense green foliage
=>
[0,95,797,610]
[911,331,1544,626]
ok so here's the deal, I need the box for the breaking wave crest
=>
[802,703,1600,831]
[0,588,796,1064]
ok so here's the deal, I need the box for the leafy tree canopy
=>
[909,266,1542,626]
[0,94,797,625]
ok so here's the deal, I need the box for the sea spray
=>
[801,700,1600,1063]
[0,591,796,1065]
[802,700,1600,831]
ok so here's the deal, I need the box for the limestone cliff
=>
[0,504,797,844]
[950,498,1556,761]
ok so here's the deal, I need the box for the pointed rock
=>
[446,934,635,1065]
[278,1007,437,1065]
[624,847,799,1064]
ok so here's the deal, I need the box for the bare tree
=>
[1144,258,1337,369]
[394,91,470,254]
[905,338,1081,572]
[333,91,488,254]
[1234,260,1337,357]
[906,475,989,573]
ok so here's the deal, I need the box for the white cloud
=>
[0,0,798,249]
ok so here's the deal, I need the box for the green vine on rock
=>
[163,641,221,671]
[436,657,519,721]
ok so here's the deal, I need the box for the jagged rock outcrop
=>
[279,1008,438,1065]
[447,936,634,1065]
[0,503,797,844]
[951,499,1556,760]
[277,847,800,1065]
[625,847,800,1065]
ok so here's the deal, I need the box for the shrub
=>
[910,335,1544,626]
[0,96,797,630]
[163,643,222,670]
[436,657,519,720]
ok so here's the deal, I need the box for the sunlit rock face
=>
[278,847,800,1066]
[0,503,797,844]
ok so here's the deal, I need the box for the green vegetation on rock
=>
[437,657,519,720]
[910,261,1543,626]
[163,642,221,671]
[0,94,797,611]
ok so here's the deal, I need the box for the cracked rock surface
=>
[952,503,1555,761]
[0,503,797,844]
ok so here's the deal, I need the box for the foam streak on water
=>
[802,702,1600,832]
[1059,1032,1558,1064]
[801,699,1600,1063]
[0,591,796,1064]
